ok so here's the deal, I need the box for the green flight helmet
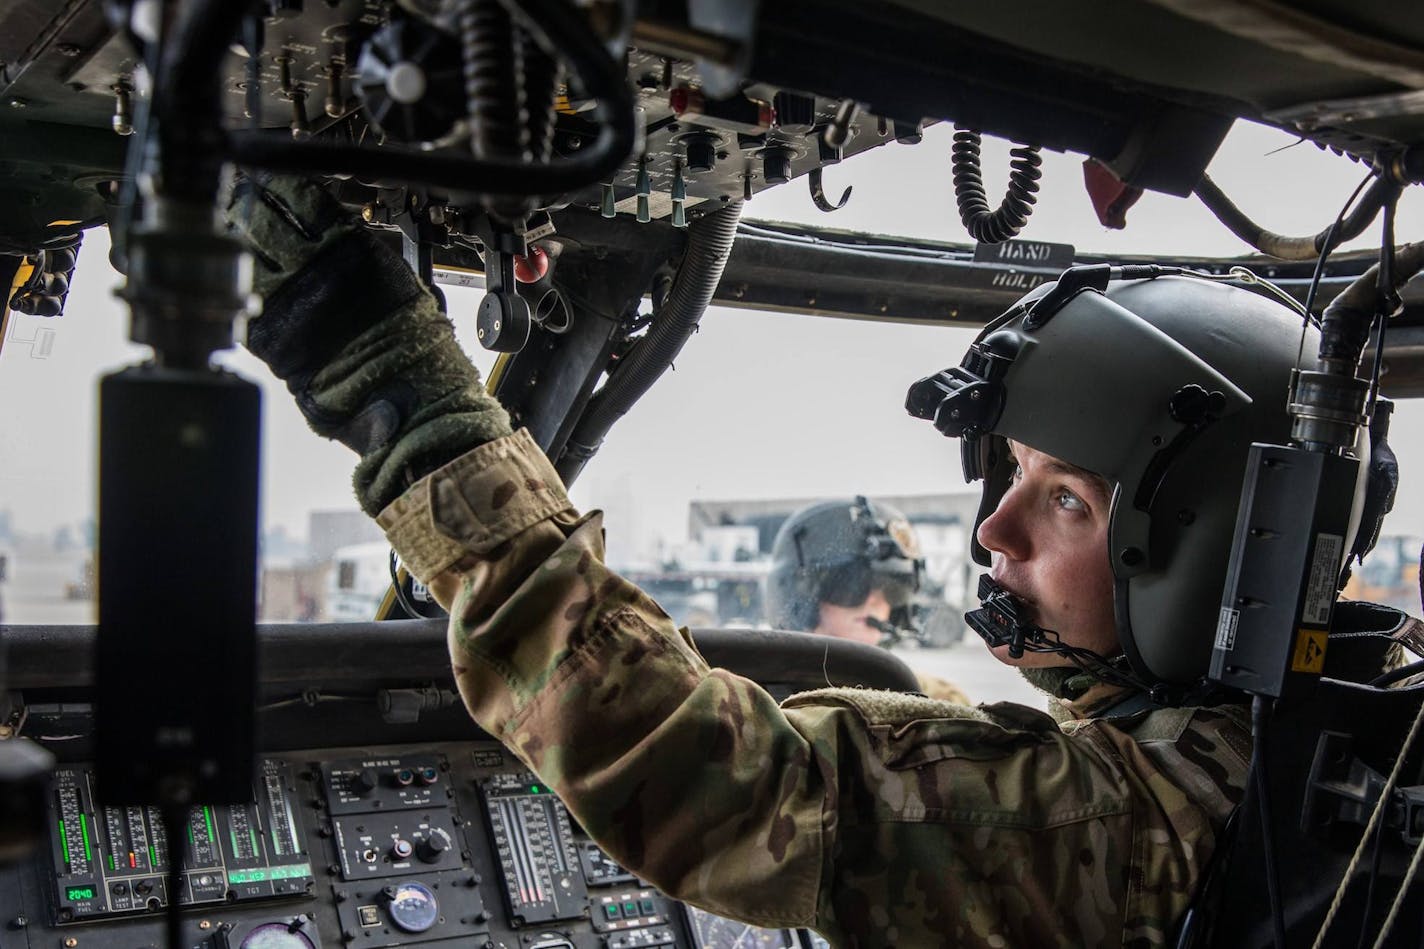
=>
[907,267,1369,687]
[766,496,925,633]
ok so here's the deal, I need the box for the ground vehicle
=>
[3,0,1424,946]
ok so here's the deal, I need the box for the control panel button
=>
[351,768,379,795]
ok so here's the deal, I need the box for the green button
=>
[622,901,638,917]
[638,898,655,915]
[603,904,621,920]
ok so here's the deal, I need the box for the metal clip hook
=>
[809,167,852,212]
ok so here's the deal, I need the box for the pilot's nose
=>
[976,487,1030,562]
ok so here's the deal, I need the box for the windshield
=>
[4,121,1422,704]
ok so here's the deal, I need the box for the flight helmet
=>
[906,267,1370,687]
[765,496,925,633]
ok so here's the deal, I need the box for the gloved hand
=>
[226,175,511,515]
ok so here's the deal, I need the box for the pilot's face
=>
[813,588,890,646]
[975,440,1118,667]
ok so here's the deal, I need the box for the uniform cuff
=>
[376,428,574,583]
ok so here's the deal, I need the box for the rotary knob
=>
[761,146,794,184]
[350,768,379,795]
[416,832,450,863]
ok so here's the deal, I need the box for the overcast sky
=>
[2,121,1422,563]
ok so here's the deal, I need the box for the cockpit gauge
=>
[238,921,319,949]
[382,881,440,933]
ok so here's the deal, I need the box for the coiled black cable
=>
[951,129,1042,244]
[461,0,528,162]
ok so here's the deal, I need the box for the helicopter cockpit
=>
[4,1,1424,947]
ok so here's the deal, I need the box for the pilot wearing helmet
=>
[765,496,970,703]
[228,176,1408,946]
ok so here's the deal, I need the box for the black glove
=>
[226,175,512,515]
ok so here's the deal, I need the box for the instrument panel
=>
[1,622,923,949]
[4,740,830,949]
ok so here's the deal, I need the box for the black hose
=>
[1318,241,1424,368]
[1194,173,1399,261]
[227,0,634,197]
[153,0,247,204]
[556,202,744,483]
[521,33,561,165]
[950,129,1042,244]
[461,0,528,162]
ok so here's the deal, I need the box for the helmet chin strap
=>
[965,574,1154,694]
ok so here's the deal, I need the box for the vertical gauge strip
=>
[480,778,588,924]
[228,804,260,862]
[263,764,300,858]
[55,780,92,877]
[188,806,219,866]
[102,807,126,873]
[146,806,168,869]
[125,807,151,873]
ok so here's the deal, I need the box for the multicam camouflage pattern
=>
[915,671,971,705]
[378,430,1252,948]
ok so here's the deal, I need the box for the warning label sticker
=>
[1215,607,1240,651]
[1303,532,1344,626]
[1291,628,1328,674]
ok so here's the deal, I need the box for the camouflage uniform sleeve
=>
[376,431,1251,947]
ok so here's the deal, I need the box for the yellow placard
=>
[1291,628,1328,674]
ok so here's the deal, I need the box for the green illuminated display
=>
[227,863,310,884]
[66,886,96,901]
[78,813,92,861]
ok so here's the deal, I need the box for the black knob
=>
[762,147,793,184]
[686,137,716,174]
[772,91,816,131]
[350,768,378,795]
[417,834,449,863]
[354,16,464,145]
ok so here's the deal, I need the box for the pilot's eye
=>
[1056,490,1085,512]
